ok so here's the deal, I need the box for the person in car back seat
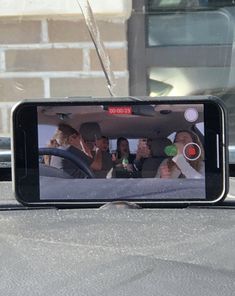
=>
[92,136,113,178]
[50,124,102,178]
[141,138,172,178]
[95,136,109,153]
[110,137,145,178]
[133,138,152,171]
[156,130,205,179]
[112,137,136,171]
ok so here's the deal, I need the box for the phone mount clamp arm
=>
[99,201,141,210]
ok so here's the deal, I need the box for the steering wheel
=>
[39,147,95,179]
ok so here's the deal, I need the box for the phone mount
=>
[99,201,141,210]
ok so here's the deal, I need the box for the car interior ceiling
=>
[38,109,203,139]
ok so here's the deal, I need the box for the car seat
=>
[141,138,172,178]
[79,122,102,142]
[94,151,113,178]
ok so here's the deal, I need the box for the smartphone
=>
[12,96,229,206]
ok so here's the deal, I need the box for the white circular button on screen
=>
[184,108,198,122]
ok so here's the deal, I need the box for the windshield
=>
[0,0,235,164]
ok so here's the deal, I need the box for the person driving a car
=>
[156,130,205,179]
[50,123,102,178]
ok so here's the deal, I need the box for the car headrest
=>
[150,138,172,157]
[79,122,102,141]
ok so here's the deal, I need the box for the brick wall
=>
[0,18,129,136]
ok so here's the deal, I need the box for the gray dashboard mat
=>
[0,179,235,295]
[0,208,235,295]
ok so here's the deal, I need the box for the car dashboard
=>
[0,179,235,295]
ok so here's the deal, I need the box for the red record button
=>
[183,143,201,161]
[188,146,196,157]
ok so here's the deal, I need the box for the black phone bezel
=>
[12,96,228,206]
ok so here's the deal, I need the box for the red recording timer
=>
[108,106,132,115]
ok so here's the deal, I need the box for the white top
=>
[156,154,205,179]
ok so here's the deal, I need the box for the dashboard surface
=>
[0,179,235,295]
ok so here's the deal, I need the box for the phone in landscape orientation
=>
[12,96,229,207]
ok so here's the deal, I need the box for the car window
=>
[0,0,234,166]
[0,3,235,294]
[128,0,235,164]
[38,125,57,148]
[195,123,204,136]
[110,139,139,154]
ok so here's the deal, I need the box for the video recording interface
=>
[37,103,206,201]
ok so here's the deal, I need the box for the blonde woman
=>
[156,130,205,179]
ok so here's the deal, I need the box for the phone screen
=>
[35,102,210,202]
